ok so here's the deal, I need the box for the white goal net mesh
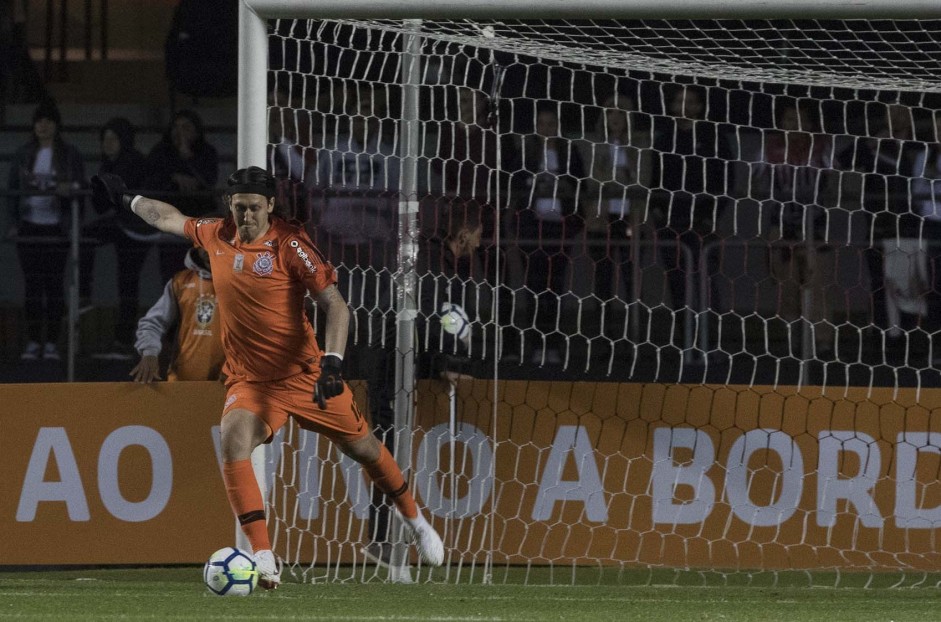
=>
[259,17,941,585]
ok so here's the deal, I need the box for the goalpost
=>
[238,0,941,586]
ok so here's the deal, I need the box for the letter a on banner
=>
[532,426,607,522]
[16,427,90,522]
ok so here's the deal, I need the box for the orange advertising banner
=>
[413,381,941,570]
[5,380,941,570]
[1,382,231,565]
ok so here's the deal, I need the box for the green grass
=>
[2,567,941,621]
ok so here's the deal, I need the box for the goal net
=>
[247,10,941,585]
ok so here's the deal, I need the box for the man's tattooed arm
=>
[130,197,189,237]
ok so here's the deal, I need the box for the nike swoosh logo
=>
[215,250,225,255]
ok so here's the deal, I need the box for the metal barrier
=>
[696,237,898,374]
[497,235,697,355]
[13,184,897,378]
[41,0,110,81]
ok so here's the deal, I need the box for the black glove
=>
[91,173,134,211]
[313,354,344,409]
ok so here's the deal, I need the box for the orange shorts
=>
[222,370,369,444]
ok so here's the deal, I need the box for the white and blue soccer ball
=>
[439,302,471,342]
[203,547,259,596]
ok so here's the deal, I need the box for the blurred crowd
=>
[6,99,219,363]
[267,79,941,371]
[7,76,941,380]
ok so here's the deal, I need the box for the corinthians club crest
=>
[253,251,274,277]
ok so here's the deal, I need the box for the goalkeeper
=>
[363,202,486,568]
[91,166,443,589]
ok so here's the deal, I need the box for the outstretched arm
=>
[130,196,189,237]
[91,173,189,237]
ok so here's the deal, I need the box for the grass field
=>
[2,567,941,621]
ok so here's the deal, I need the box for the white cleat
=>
[253,549,282,590]
[402,513,444,567]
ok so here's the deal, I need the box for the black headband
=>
[227,182,274,198]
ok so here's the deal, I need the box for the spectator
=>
[0,1,16,98]
[759,99,837,359]
[315,84,400,267]
[267,87,324,220]
[433,87,500,214]
[315,84,400,379]
[508,102,585,365]
[0,0,46,104]
[912,109,941,349]
[131,247,224,382]
[6,99,85,361]
[836,103,922,350]
[144,109,220,282]
[164,0,238,101]
[574,92,653,323]
[364,202,487,567]
[880,104,925,345]
[650,84,733,317]
[432,85,515,363]
[82,118,152,360]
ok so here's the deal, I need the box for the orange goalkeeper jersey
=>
[184,216,337,382]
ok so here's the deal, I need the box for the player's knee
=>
[221,408,270,461]
[337,433,380,464]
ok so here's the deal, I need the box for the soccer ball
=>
[203,547,259,596]
[439,302,470,341]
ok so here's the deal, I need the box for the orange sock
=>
[363,444,418,519]
[222,459,271,552]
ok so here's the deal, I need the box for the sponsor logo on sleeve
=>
[196,218,221,227]
[290,239,317,274]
